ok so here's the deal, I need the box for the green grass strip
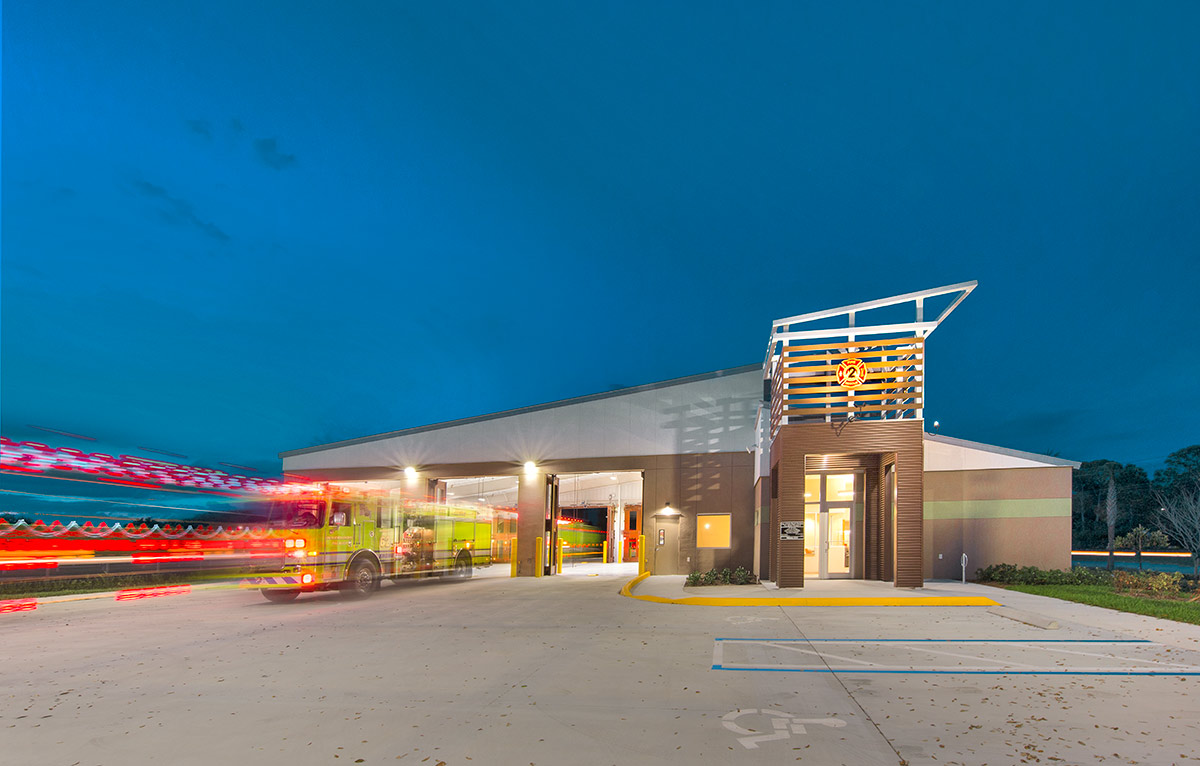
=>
[1006,584,1200,626]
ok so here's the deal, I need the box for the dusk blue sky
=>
[4,0,1198,504]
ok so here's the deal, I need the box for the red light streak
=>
[0,561,59,570]
[114,584,191,601]
[0,599,38,614]
[131,555,205,564]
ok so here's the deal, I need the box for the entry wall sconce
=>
[657,502,680,516]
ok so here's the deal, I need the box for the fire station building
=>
[280,282,1076,587]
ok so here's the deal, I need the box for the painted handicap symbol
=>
[722,708,846,750]
[724,615,781,625]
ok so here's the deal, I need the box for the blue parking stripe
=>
[714,638,1153,643]
[711,665,1200,676]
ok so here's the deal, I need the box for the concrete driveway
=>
[3,570,1199,765]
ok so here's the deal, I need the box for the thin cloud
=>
[253,138,297,170]
[131,178,230,242]
[185,119,213,139]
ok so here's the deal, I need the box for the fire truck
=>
[251,486,495,602]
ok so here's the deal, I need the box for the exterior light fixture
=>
[658,502,680,516]
[523,460,537,476]
[933,421,940,433]
[404,466,417,478]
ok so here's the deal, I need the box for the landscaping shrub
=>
[974,564,1112,586]
[1112,570,1183,596]
[685,566,758,586]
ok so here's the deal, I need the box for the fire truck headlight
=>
[301,574,313,584]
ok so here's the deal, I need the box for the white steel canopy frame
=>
[763,281,976,431]
[763,281,977,379]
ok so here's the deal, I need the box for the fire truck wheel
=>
[343,558,379,599]
[261,589,300,604]
[452,551,473,579]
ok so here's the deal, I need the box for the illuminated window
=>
[696,514,731,548]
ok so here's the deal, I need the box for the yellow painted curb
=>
[619,574,997,607]
[619,571,651,597]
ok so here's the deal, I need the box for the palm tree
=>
[1113,525,1170,571]
[1105,473,1118,571]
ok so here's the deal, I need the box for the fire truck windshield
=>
[268,499,325,529]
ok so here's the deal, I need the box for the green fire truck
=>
[251,487,495,602]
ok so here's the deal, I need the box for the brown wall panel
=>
[643,452,756,576]
[925,516,1071,578]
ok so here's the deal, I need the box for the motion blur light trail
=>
[0,518,288,575]
[1,436,319,591]
[0,437,321,495]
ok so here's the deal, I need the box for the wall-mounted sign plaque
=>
[780,521,804,541]
[836,358,867,388]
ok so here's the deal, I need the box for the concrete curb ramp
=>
[620,573,999,607]
[988,605,1060,629]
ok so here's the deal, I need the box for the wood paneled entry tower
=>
[761,281,977,588]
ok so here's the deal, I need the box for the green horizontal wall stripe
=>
[923,498,1070,520]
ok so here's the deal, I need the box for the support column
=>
[775,445,805,588]
[515,468,547,577]
[893,441,924,588]
[397,470,429,503]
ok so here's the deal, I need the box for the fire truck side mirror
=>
[331,511,348,527]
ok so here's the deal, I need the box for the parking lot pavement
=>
[0,571,899,766]
[775,592,1200,765]
[3,572,1199,766]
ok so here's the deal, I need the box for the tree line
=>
[1073,445,1200,575]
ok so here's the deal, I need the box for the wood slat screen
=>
[770,337,924,437]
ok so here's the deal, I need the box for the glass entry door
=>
[825,505,851,576]
[802,473,857,579]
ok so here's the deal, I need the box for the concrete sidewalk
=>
[626,574,1000,606]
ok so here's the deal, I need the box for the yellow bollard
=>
[534,536,543,577]
[557,538,564,574]
[510,539,518,578]
[602,540,608,564]
[637,534,646,575]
